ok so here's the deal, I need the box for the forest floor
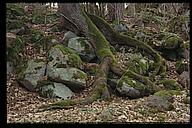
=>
[7,61,190,123]
[7,4,190,123]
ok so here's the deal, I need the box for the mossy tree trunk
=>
[40,3,165,111]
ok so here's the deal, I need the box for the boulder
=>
[37,81,74,99]
[48,44,83,69]
[114,23,128,32]
[145,95,174,112]
[6,33,16,48]
[68,37,95,62]
[63,31,77,42]
[116,75,152,99]
[48,67,87,93]
[7,61,14,79]
[178,71,189,88]
[17,59,46,92]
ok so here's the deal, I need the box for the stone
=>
[117,75,152,98]
[63,31,77,43]
[6,33,16,48]
[17,59,46,92]
[68,37,95,62]
[48,67,87,93]
[38,82,74,99]
[48,44,83,69]
[114,23,128,32]
[116,83,141,99]
[7,61,14,76]
[178,71,189,88]
[145,95,174,112]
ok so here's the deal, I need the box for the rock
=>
[175,60,188,74]
[48,44,83,69]
[158,79,180,90]
[145,95,174,112]
[63,31,77,42]
[178,71,189,88]
[117,75,152,98]
[48,67,87,93]
[100,108,113,121]
[116,83,141,99]
[17,59,46,92]
[7,61,14,76]
[68,37,95,62]
[154,90,180,102]
[114,23,128,32]
[37,82,74,99]
[6,33,16,48]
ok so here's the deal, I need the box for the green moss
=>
[6,19,25,30]
[162,35,180,49]
[81,10,115,62]
[117,70,160,95]
[52,99,78,107]
[154,90,181,97]
[87,13,165,77]
[158,79,180,90]
[53,44,83,68]
[175,60,188,74]
[73,70,87,80]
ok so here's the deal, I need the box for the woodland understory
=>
[7,3,190,123]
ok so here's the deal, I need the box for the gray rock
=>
[145,95,174,112]
[18,59,46,92]
[114,23,128,32]
[38,82,74,99]
[48,67,87,92]
[63,31,77,42]
[48,44,83,69]
[68,37,95,62]
[6,33,16,48]
[7,61,14,76]
[178,71,189,88]
[116,82,141,98]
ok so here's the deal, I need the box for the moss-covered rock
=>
[48,44,83,69]
[154,90,181,100]
[145,95,174,112]
[17,59,46,92]
[47,67,87,92]
[175,60,188,74]
[68,37,96,62]
[36,81,74,99]
[116,70,159,98]
[6,19,25,30]
[157,79,180,90]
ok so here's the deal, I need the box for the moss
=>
[81,10,115,62]
[117,70,160,96]
[72,70,87,80]
[154,90,181,97]
[158,79,180,90]
[6,19,25,30]
[6,4,25,16]
[52,99,78,107]
[53,44,83,68]
[162,35,180,49]
[87,13,164,77]
[175,60,188,74]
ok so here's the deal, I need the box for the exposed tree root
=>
[39,9,167,111]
